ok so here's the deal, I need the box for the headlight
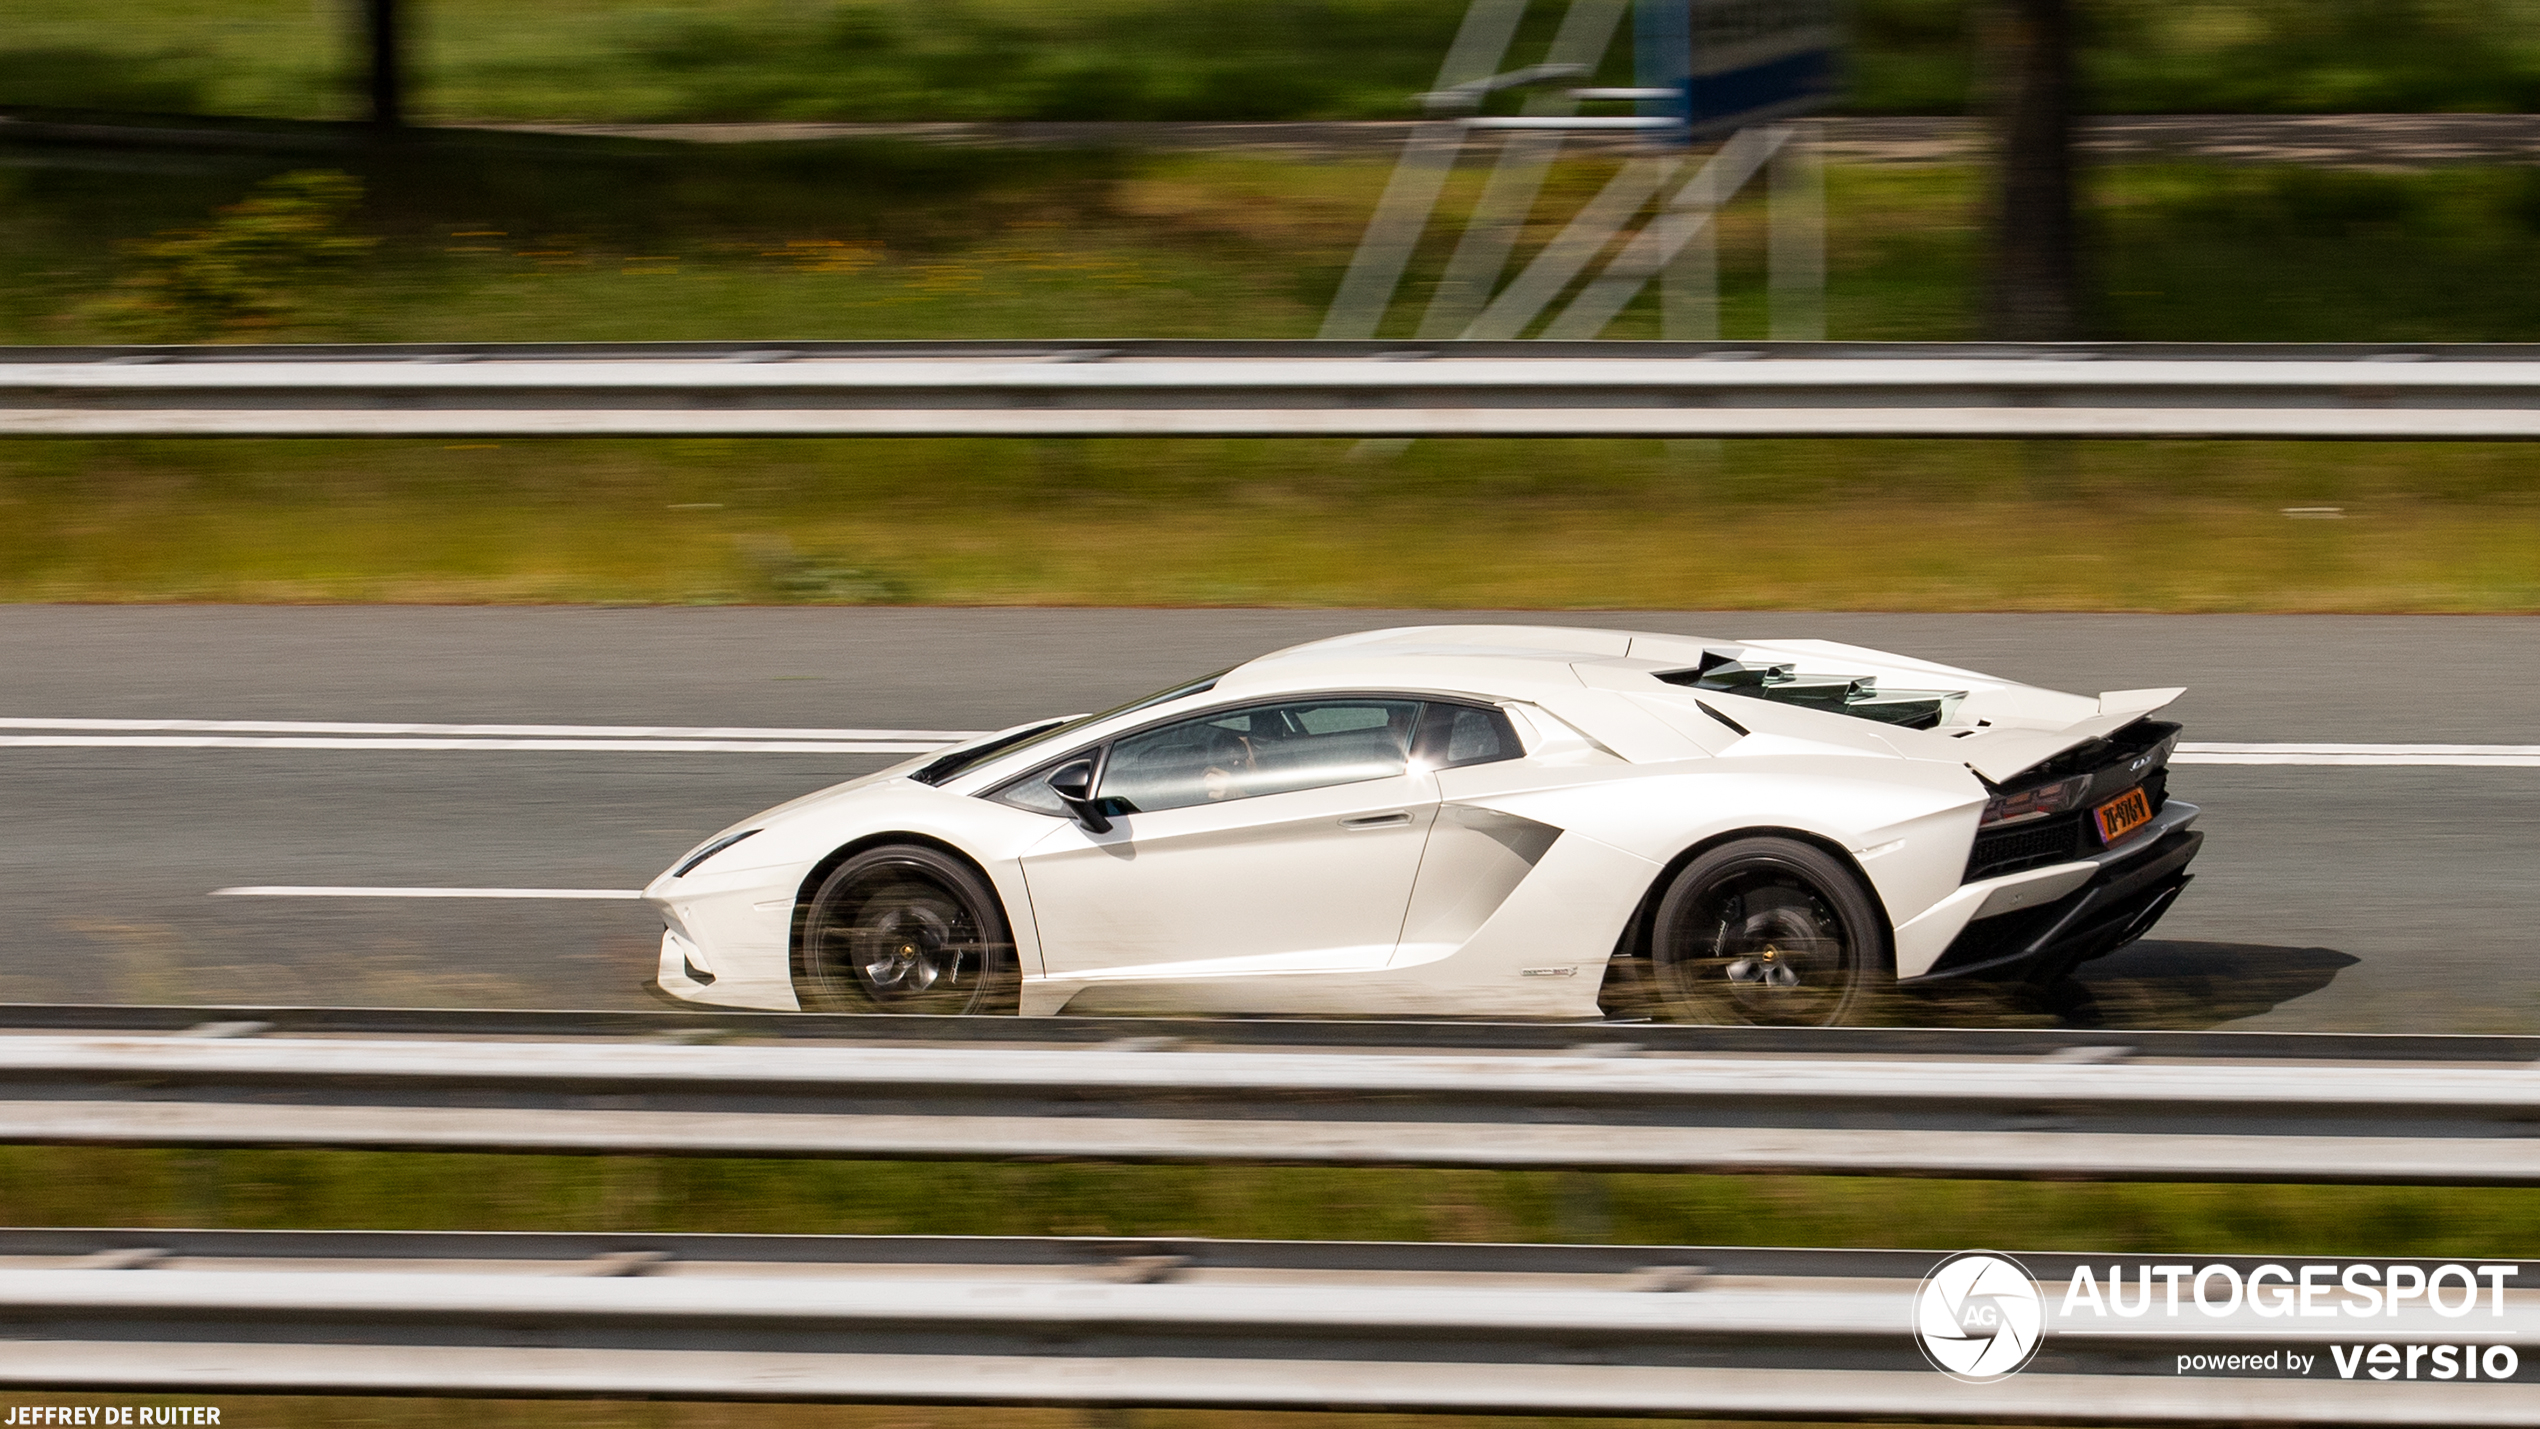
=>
[1979,775,2090,829]
[672,829,761,877]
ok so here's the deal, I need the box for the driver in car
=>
[1199,727,1258,802]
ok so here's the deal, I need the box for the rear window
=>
[1421,703,1522,768]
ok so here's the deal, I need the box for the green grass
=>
[13,1147,2532,1258]
[6,436,2539,611]
[5,140,2540,611]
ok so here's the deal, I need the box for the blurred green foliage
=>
[85,171,378,341]
[2096,165,2540,341]
[583,0,1485,122]
[1864,0,2540,112]
[23,135,2540,348]
[2084,0,2540,113]
[7,0,2540,121]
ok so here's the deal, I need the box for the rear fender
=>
[1446,758,1984,937]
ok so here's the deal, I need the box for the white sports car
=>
[646,625,2201,1026]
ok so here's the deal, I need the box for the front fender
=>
[646,779,1073,987]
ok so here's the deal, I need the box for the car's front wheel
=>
[794,844,1015,1014]
[1650,836,1888,1027]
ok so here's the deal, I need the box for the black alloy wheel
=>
[1650,836,1888,1027]
[794,844,1015,1014]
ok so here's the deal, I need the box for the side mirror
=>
[1045,758,1112,834]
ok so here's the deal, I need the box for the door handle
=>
[1341,812,1413,830]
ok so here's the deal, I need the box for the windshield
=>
[906,668,1229,787]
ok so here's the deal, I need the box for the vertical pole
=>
[1983,0,2079,339]
[1768,121,1825,340]
[1633,0,1691,125]
[364,0,405,128]
[1642,0,1700,340]
[1661,175,1717,340]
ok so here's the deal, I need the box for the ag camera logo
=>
[1916,1251,2045,1382]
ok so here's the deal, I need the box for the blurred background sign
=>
[1325,0,1838,343]
[1655,0,1844,138]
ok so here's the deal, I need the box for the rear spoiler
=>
[1950,688,2185,784]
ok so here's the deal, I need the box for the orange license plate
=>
[2094,786,2154,845]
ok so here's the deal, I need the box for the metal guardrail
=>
[2,1012,2536,1182]
[0,1229,2527,1420]
[16,339,2540,438]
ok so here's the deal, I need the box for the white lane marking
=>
[214,886,644,900]
[2177,742,2540,767]
[0,736,947,753]
[0,717,982,740]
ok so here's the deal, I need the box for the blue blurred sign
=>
[1636,0,1841,139]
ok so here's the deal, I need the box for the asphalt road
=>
[4,607,2534,1033]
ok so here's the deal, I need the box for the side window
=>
[1099,699,1423,813]
[1415,702,1523,770]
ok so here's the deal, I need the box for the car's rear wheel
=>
[794,844,1015,1014]
[1650,836,1888,1027]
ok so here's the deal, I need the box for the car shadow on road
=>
[1890,941,2361,1030]
[2062,939,2362,1029]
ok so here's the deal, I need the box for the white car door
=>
[1017,697,1439,981]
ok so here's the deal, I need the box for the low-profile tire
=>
[1649,836,1890,1027]
[793,844,1016,1015]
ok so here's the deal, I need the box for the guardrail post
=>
[1769,120,1827,340]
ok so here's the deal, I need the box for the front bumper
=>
[654,928,718,999]
[1908,801,2203,986]
[643,863,810,1011]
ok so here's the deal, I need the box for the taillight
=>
[1980,774,2091,829]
